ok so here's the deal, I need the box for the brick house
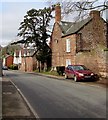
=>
[3,55,13,68]
[51,5,108,77]
[13,48,37,72]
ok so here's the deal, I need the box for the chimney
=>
[55,4,61,23]
[89,10,100,19]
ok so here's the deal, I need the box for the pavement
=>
[1,71,108,120]
[0,77,2,120]
[2,76,37,120]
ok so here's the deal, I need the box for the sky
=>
[0,0,52,47]
[0,0,107,47]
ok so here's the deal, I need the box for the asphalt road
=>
[4,70,107,119]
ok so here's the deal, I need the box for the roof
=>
[5,55,13,58]
[59,17,92,37]
[59,21,74,34]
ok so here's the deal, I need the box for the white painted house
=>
[13,50,22,65]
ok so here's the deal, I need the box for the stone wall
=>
[75,49,107,77]
[75,11,108,77]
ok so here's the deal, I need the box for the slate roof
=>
[60,17,92,37]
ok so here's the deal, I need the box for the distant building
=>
[3,55,13,67]
[13,48,37,72]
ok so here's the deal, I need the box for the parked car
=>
[2,66,8,70]
[64,65,96,82]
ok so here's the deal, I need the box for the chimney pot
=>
[55,4,61,23]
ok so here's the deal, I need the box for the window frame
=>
[66,39,71,52]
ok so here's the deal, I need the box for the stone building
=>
[51,5,108,77]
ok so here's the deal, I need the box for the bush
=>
[9,64,18,70]
[56,66,65,76]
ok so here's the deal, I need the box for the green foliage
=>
[2,45,21,57]
[9,64,18,70]
[35,69,60,76]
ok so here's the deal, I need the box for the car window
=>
[68,66,73,70]
[72,66,88,70]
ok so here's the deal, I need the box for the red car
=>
[64,65,95,82]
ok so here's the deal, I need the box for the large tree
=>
[17,6,54,68]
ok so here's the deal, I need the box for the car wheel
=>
[74,75,78,82]
[65,74,68,79]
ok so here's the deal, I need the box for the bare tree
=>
[47,0,108,21]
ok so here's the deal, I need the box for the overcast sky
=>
[0,0,52,46]
[0,0,106,47]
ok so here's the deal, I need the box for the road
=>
[3,70,106,119]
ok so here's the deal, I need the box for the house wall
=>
[76,17,107,51]
[32,56,37,70]
[26,57,33,72]
[19,57,25,71]
[5,56,13,67]
[20,56,37,72]
[75,50,108,77]
[62,35,76,66]
[51,9,108,77]
[52,24,77,68]
[75,12,108,77]
[51,23,62,68]
[13,50,21,65]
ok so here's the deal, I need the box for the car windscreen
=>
[71,66,88,71]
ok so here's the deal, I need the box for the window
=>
[66,39,71,52]
[66,59,71,67]
[54,39,58,43]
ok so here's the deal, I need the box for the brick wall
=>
[52,23,62,68]
[62,35,76,66]
[19,57,26,71]
[5,56,13,67]
[51,10,108,77]
[75,11,108,77]
[52,24,77,68]
[20,56,37,72]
